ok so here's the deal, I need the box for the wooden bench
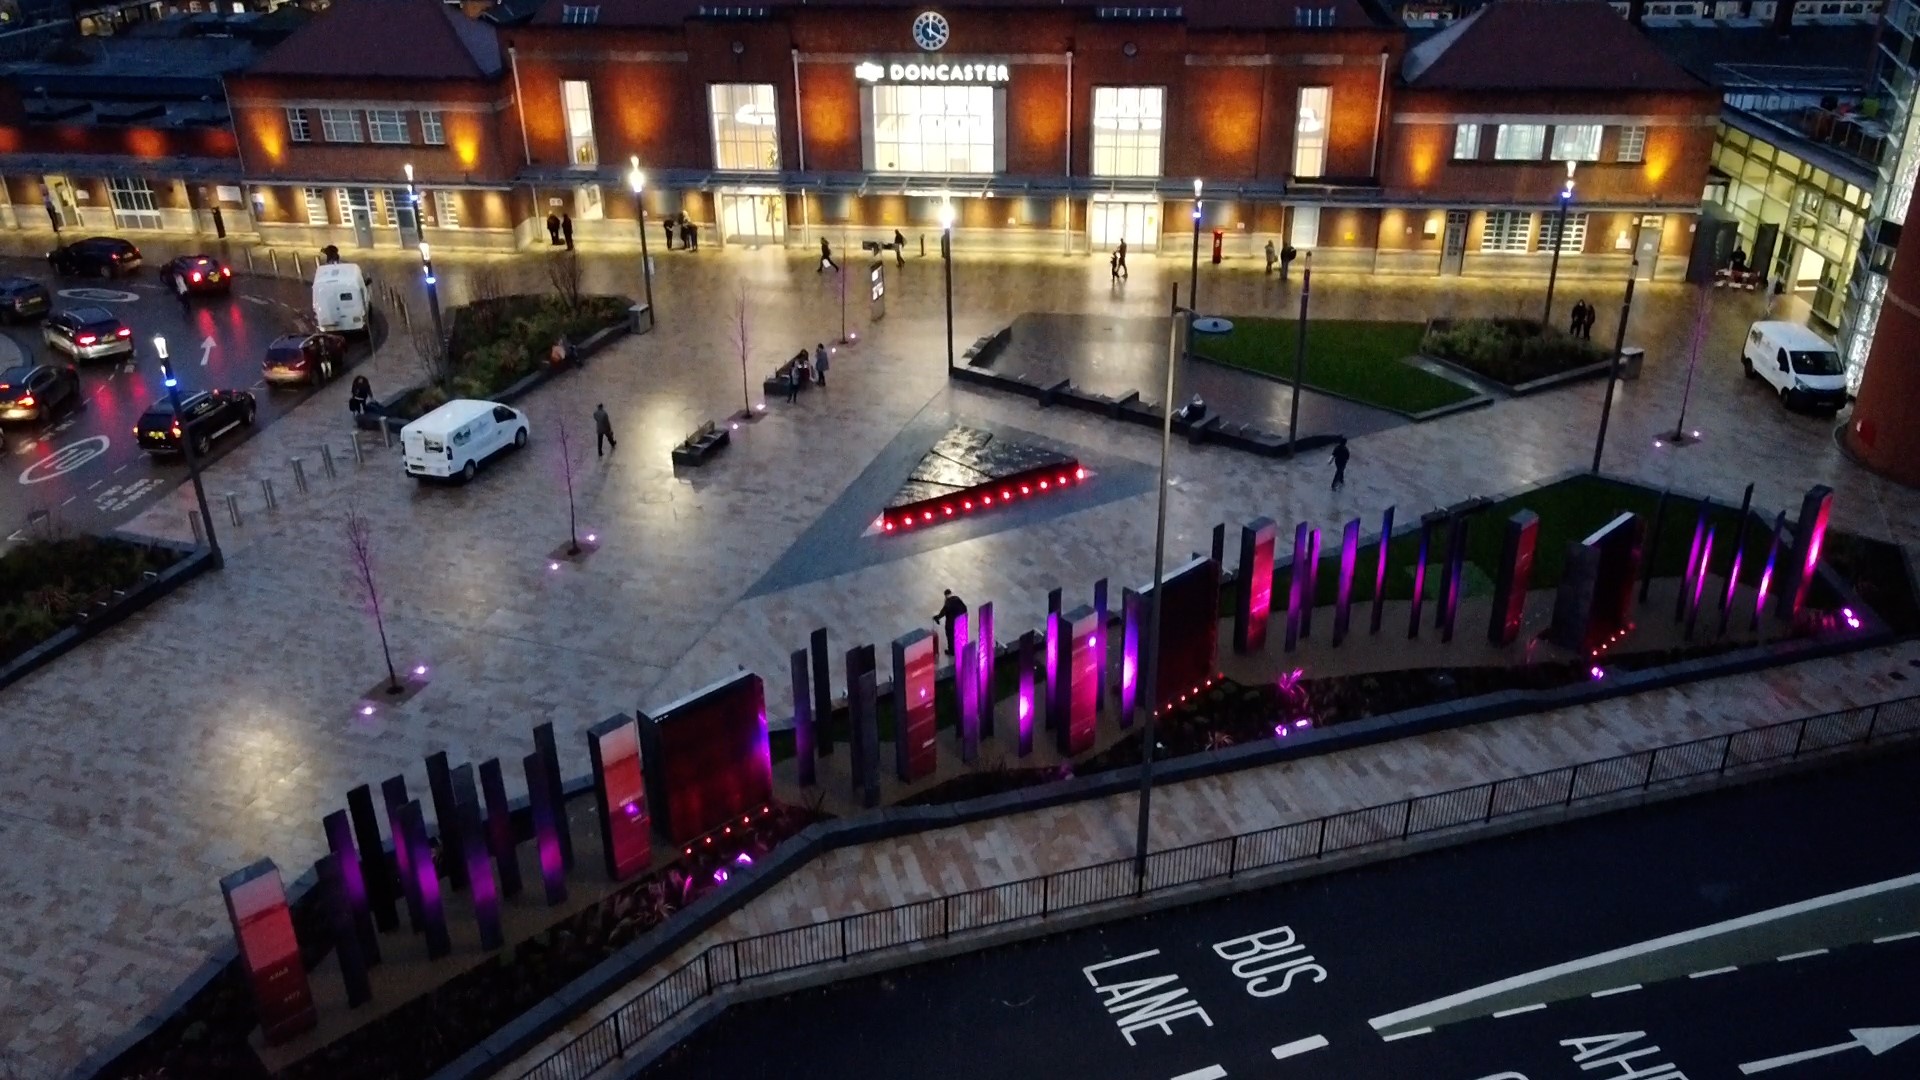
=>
[762,350,813,396]
[671,420,730,466]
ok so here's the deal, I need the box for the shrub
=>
[1422,318,1604,386]
[0,536,179,664]
[433,293,628,402]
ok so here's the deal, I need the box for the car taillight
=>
[191,271,203,283]
[171,423,181,437]
[219,266,230,276]
[77,334,97,345]
[117,328,131,339]
[18,395,32,407]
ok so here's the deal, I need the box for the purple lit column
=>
[323,809,380,964]
[478,758,522,898]
[1440,515,1468,643]
[1017,630,1036,757]
[1234,518,1276,654]
[424,751,466,892]
[978,602,996,738]
[1285,521,1308,652]
[1092,579,1109,715]
[1301,528,1321,639]
[956,613,979,764]
[456,788,502,951]
[1782,483,1834,620]
[1753,511,1786,630]
[1333,518,1360,645]
[1686,528,1714,640]
[399,800,450,958]
[1718,483,1755,637]
[1045,587,1062,730]
[1120,589,1141,729]
[380,775,423,932]
[522,752,567,905]
[1370,506,1394,635]
[532,722,574,871]
[1410,513,1438,639]
[346,784,396,933]
[1677,502,1707,623]
[315,853,372,1007]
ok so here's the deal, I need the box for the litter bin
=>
[629,302,654,334]
[1618,346,1644,380]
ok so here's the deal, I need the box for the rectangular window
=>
[562,80,596,165]
[1290,205,1320,251]
[286,108,310,143]
[1453,123,1479,160]
[1493,123,1545,161]
[320,108,361,143]
[433,190,460,229]
[1481,210,1531,253]
[1293,86,1330,178]
[1617,125,1647,163]
[1550,123,1602,162]
[1090,86,1165,178]
[383,189,405,228]
[420,110,445,146]
[303,187,328,226]
[870,84,996,174]
[1537,210,1589,254]
[709,84,780,170]
[336,187,374,224]
[106,176,161,230]
[367,109,409,145]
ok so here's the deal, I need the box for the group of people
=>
[661,212,700,251]
[784,343,832,401]
[1109,238,1130,281]
[544,212,576,250]
[1567,299,1599,340]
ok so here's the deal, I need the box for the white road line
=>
[113,463,127,474]
[87,479,102,490]
[60,495,74,506]
[1367,870,1920,1033]
[1170,1067,1227,1080]
[1380,1028,1433,1042]
[1690,966,1739,979]
[1873,931,1920,943]
[1776,949,1829,962]
[1269,1035,1330,1061]
[1591,984,1643,998]
[1492,1004,1547,1018]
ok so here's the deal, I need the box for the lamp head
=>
[1193,178,1203,197]
[939,203,954,230]
[404,162,414,183]
[151,334,167,360]
[418,240,431,262]
[629,155,644,194]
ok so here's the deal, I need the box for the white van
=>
[1741,320,1849,412]
[313,263,370,334]
[402,399,530,482]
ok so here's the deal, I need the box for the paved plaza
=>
[4,243,1920,1078]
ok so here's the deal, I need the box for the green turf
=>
[1192,316,1478,415]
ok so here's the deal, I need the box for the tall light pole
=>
[1590,258,1638,474]
[1542,160,1576,331]
[628,156,655,328]
[1134,307,1188,885]
[1288,253,1313,455]
[940,199,956,374]
[402,162,420,247]
[154,335,221,569]
[419,239,444,348]
[1189,178,1203,317]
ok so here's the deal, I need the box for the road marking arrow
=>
[1270,1034,1329,1060]
[200,335,216,366]
[1739,1025,1920,1074]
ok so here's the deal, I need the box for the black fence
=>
[517,696,1920,1080]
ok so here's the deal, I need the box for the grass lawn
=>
[1192,316,1478,415]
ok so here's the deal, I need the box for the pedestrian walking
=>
[561,213,575,251]
[819,237,838,272]
[348,374,372,416]
[1265,239,1278,274]
[933,589,968,656]
[662,217,675,250]
[893,229,906,267]
[679,220,692,250]
[546,213,562,245]
[1110,250,1121,282]
[1569,300,1586,338]
[174,272,191,315]
[593,403,617,456]
[1116,238,1129,278]
[813,342,830,386]
[1329,437,1350,491]
[1580,299,1597,339]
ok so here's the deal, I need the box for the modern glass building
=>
[1840,0,1920,385]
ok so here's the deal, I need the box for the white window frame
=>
[1453,123,1479,161]
[106,176,161,230]
[367,109,409,145]
[286,107,310,143]
[1290,205,1320,251]
[1293,86,1330,179]
[382,189,405,228]
[433,190,460,229]
[337,187,374,224]
[320,108,362,144]
[1617,125,1647,163]
[420,110,445,146]
[303,187,328,226]
[1493,123,1545,161]
[562,80,596,165]
[1481,210,1531,253]
[1550,124,1602,162]
[1538,210,1589,254]
[1090,86,1165,178]
[708,84,780,171]
[870,84,998,175]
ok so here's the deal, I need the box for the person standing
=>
[813,342,830,386]
[662,216,675,250]
[1265,239,1278,274]
[348,374,372,416]
[786,358,804,403]
[933,589,968,656]
[1110,250,1121,283]
[688,220,699,250]
[1116,237,1129,278]
[1580,299,1596,339]
[1329,437,1350,491]
[594,403,617,457]
[819,237,837,272]
[1569,300,1586,338]
[893,228,906,267]
[546,213,561,245]
[561,213,575,251]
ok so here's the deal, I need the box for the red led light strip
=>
[880,463,1087,535]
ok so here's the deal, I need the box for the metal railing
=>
[516,695,1920,1080]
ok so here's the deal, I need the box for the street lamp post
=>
[402,162,420,248]
[941,200,956,374]
[1133,306,1188,885]
[154,335,221,568]
[1287,253,1313,455]
[628,156,655,327]
[1542,160,1576,331]
[1189,178,1203,317]
[1590,258,1638,474]
[419,240,445,348]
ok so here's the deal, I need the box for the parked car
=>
[401,399,529,482]
[0,362,81,423]
[48,236,142,278]
[43,307,133,361]
[135,388,255,458]
[261,332,347,387]
[0,276,51,322]
[161,254,233,298]
[1741,320,1849,413]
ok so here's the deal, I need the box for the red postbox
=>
[1212,230,1224,264]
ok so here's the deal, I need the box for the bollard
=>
[269,250,279,277]
[243,248,255,274]
[225,492,242,526]
[291,457,308,494]
[188,509,205,545]
[320,443,337,478]
[261,477,277,509]
[351,431,366,465]
[294,251,304,279]
[381,417,395,448]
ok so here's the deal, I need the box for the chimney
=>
[1628,0,1646,26]
[1772,0,1795,35]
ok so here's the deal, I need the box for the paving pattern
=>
[2,242,1919,1079]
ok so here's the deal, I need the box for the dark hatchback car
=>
[0,362,80,423]
[261,332,348,386]
[162,254,233,298]
[48,236,142,277]
[43,307,133,361]
[0,276,51,322]
[136,388,255,457]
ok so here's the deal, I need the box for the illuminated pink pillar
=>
[1045,588,1062,730]
[399,800,450,958]
[1753,511,1785,631]
[1333,518,1360,645]
[1301,527,1321,639]
[1370,506,1395,635]
[978,602,996,738]
[1782,484,1834,619]
[1120,588,1140,729]
[1409,512,1439,639]
[1285,521,1308,652]
[1685,529,1713,640]
[379,775,422,933]
[1092,579,1109,715]
[1234,517,1276,653]
[1677,502,1707,623]
[522,752,567,905]
[956,613,978,764]
[1016,630,1036,757]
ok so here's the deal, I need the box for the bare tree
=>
[410,324,451,389]
[545,250,584,314]
[733,287,752,415]
[557,417,582,555]
[469,262,508,340]
[346,508,401,694]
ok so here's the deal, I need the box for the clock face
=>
[912,10,950,51]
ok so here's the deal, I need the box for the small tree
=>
[346,507,401,694]
[733,287,752,414]
[410,324,451,389]
[557,417,582,555]
[545,250,584,314]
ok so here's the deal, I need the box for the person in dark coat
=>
[1579,299,1596,339]
[1116,237,1129,278]
[1569,300,1587,338]
[594,403,616,456]
[819,237,837,272]
[546,213,562,245]
[893,228,906,267]
[561,213,575,251]
[1329,437,1350,490]
[688,221,698,250]
[786,358,805,403]
[813,343,830,386]
[934,589,968,655]
[348,374,372,416]
[662,216,675,250]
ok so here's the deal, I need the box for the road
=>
[640,748,1920,1080]
[0,252,378,544]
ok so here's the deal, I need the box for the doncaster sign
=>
[856,60,1010,84]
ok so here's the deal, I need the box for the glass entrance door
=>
[719,192,784,245]
[1090,198,1158,253]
